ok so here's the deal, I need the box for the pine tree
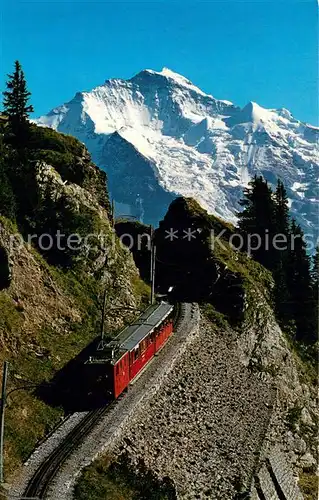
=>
[2,60,34,144]
[311,246,319,285]
[239,176,317,345]
[274,179,290,235]
[287,220,315,343]
[238,175,275,269]
[311,246,319,341]
[273,179,291,322]
[1,61,38,221]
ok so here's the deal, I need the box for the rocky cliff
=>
[0,125,149,478]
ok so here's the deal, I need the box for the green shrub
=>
[28,124,84,157]
[74,453,177,500]
[132,275,151,306]
[202,303,229,329]
[299,472,318,500]
[0,293,23,342]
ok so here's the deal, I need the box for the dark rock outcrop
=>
[154,196,246,322]
[0,245,11,290]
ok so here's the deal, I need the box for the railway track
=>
[23,302,183,499]
[23,404,114,498]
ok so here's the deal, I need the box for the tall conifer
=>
[2,60,34,144]
[273,179,290,322]
[287,220,315,343]
[238,175,275,269]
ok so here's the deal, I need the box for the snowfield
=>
[36,67,319,240]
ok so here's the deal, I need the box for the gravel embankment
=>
[112,318,275,499]
[8,411,90,499]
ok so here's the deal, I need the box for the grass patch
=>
[5,392,62,471]
[201,303,229,329]
[0,250,103,478]
[284,333,318,387]
[211,237,274,327]
[212,237,273,294]
[28,124,84,157]
[0,293,24,344]
[0,215,18,233]
[74,453,176,500]
[299,472,318,500]
[131,275,151,307]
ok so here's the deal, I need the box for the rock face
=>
[36,67,319,242]
[114,318,275,499]
[0,125,148,477]
[237,280,318,498]
[0,157,142,345]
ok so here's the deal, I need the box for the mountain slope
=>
[0,123,150,478]
[36,68,319,239]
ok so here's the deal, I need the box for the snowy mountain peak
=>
[240,101,271,124]
[160,67,208,93]
[35,68,318,242]
[130,67,213,98]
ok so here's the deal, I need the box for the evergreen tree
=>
[238,175,275,269]
[311,246,319,285]
[273,179,291,322]
[1,61,38,222]
[311,246,319,340]
[2,60,34,144]
[287,220,315,343]
[239,176,317,345]
[274,179,290,235]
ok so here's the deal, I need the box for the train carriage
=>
[85,302,174,401]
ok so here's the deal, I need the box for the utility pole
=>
[150,244,156,305]
[97,288,108,351]
[111,199,115,228]
[0,361,9,483]
[150,225,154,304]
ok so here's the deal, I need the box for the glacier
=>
[35,67,319,241]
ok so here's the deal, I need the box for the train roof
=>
[117,302,174,351]
[87,302,174,365]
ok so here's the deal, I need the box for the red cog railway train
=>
[86,302,175,399]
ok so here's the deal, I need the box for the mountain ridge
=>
[35,68,319,241]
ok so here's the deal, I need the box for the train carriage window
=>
[132,346,139,361]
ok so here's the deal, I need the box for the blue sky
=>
[1,0,318,124]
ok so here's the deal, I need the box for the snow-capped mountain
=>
[36,67,318,241]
